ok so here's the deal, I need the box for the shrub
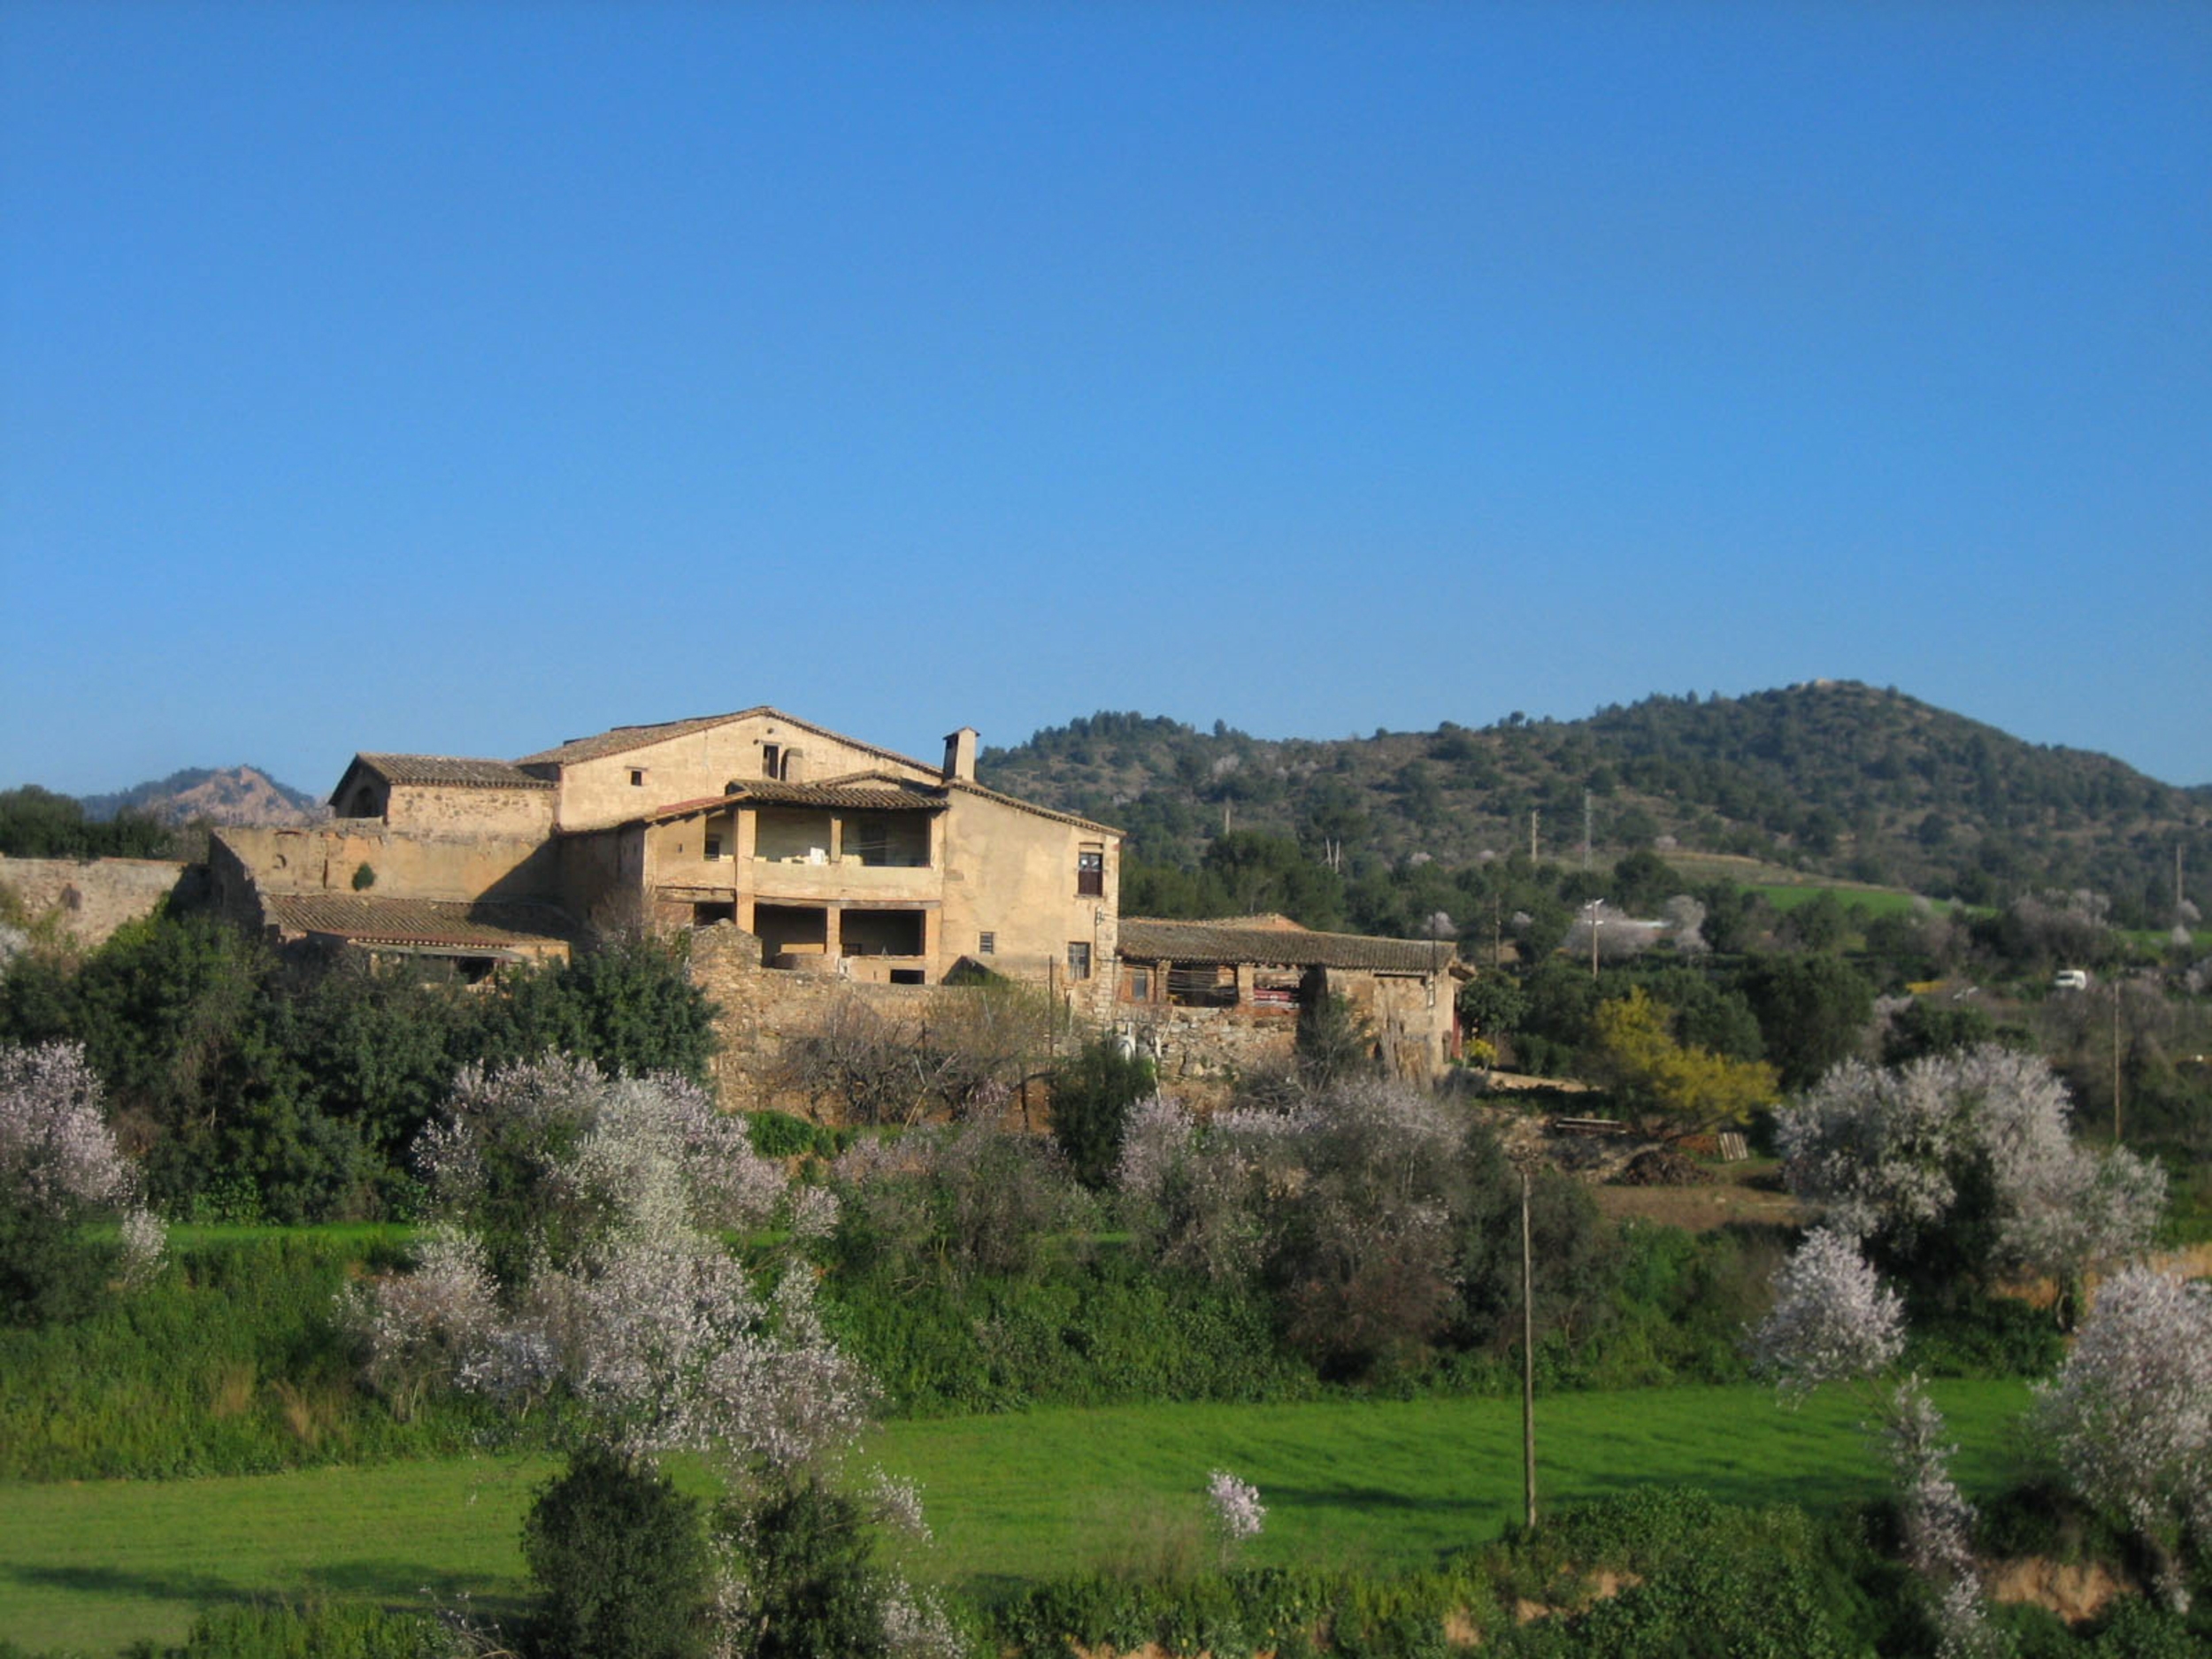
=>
[524,1446,711,1659]
[1049,1035,1155,1189]
[732,1478,890,1659]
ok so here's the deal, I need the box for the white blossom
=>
[1113,1094,1198,1201]
[784,1182,841,1243]
[2032,1266,2212,1608]
[116,1203,167,1286]
[879,1578,964,1659]
[1747,1227,1905,1394]
[1206,1468,1266,1544]
[867,1466,931,1541]
[1884,1379,1979,1586]
[1778,1046,2162,1280]
[372,1058,866,1474]
[1,1041,165,1287]
[0,1041,136,1214]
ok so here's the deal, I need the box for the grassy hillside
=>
[979,682,2211,926]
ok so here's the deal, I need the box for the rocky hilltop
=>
[79,766,325,828]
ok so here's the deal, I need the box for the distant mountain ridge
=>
[80,766,325,827]
[979,682,2210,928]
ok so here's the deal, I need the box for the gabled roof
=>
[511,707,1122,836]
[945,778,1120,836]
[1117,918,1454,974]
[514,706,938,775]
[265,894,578,950]
[337,754,553,795]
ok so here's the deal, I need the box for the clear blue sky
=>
[4,2,2207,798]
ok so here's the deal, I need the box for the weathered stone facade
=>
[215,707,1125,1022]
[1110,916,1463,1097]
[0,854,194,947]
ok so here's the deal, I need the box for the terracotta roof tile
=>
[353,754,552,790]
[642,780,948,819]
[513,707,939,774]
[265,894,578,949]
[1117,918,1452,973]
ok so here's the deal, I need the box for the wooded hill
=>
[979,681,2210,928]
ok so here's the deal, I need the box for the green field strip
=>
[0,1380,2033,1653]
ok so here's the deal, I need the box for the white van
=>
[2053,969,2090,992]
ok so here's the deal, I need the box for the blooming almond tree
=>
[1749,1228,1999,1656]
[1207,1468,1265,1563]
[1778,1045,2163,1293]
[2032,1266,2212,1610]
[352,1056,945,1656]
[0,1041,165,1321]
[1747,1227,1905,1396]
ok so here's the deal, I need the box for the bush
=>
[749,1109,842,1161]
[733,1478,889,1659]
[1049,1036,1155,1189]
[523,1447,711,1659]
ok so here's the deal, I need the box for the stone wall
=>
[687,925,1455,1118]
[211,825,560,906]
[385,782,555,838]
[0,855,195,947]
[688,924,947,1114]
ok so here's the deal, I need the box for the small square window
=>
[1067,941,1093,980]
[979,931,996,956]
[704,834,724,860]
[629,769,645,787]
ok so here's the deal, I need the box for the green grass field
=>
[0,1381,2034,1653]
[1750,883,1947,918]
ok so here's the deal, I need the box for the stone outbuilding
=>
[1113,914,1464,1086]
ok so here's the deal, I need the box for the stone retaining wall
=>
[0,855,195,947]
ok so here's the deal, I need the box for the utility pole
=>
[1587,902,1601,980]
[1521,1166,1538,1531]
[1529,810,1539,862]
[1582,790,1593,872]
[2112,980,2124,1143]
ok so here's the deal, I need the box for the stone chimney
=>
[941,726,978,783]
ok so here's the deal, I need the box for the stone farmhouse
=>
[192,704,1463,1106]
[209,707,1125,1017]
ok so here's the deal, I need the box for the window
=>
[703,833,724,860]
[979,931,995,956]
[629,769,645,787]
[1067,941,1093,980]
[1124,966,1152,1002]
[1077,847,1104,897]
[762,744,780,779]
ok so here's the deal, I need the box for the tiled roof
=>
[1117,918,1454,973]
[352,754,552,790]
[946,779,1120,836]
[265,894,579,950]
[514,707,938,774]
[509,709,1117,833]
[642,779,947,819]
